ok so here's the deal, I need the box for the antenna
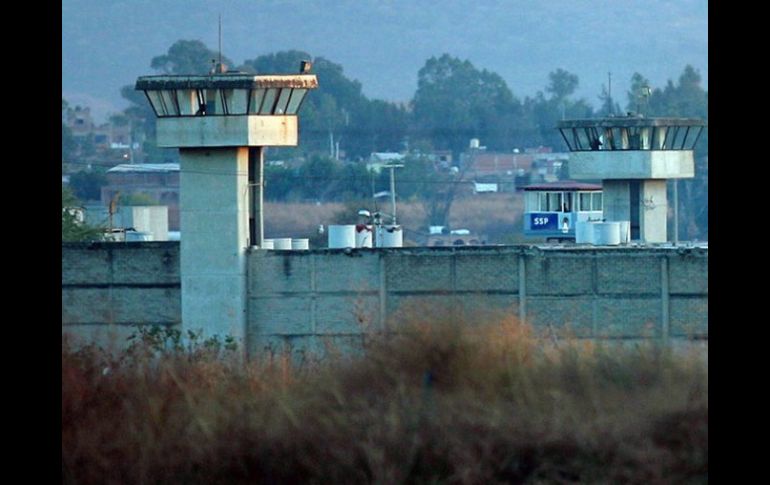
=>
[218,14,222,68]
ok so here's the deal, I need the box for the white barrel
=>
[273,237,292,250]
[618,221,631,244]
[291,238,309,250]
[328,225,356,248]
[355,224,373,248]
[593,222,621,246]
[261,239,275,250]
[575,221,593,244]
[377,225,403,248]
[126,231,153,242]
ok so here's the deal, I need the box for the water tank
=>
[355,224,373,248]
[273,238,292,250]
[593,222,621,246]
[469,138,480,149]
[261,239,275,250]
[618,221,631,244]
[328,225,356,248]
[575,221,593,244]
[291,238,309,250]
[377,225,403,248]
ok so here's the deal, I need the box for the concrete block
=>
[385,294,462,326]
[450,293,520,321]
[157,116,298,148]
[62,288,113,325]
[454,253,518,292]
[596,255,661,295]
[594,298,661,338]
[670,297,708,337]
[112,246,180,285]
[62,247,111,285]
[110,287,181,325]
[249,253,312,294]
[526,297,594,337]
[525,254,594,295]
[314,252,380,292]
[315,295,379,335]
[669,254,708,295]
[248,296,312,335]
[385,253,452,292]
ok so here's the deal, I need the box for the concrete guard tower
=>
[136,67,318,340]
[557,116,705,243]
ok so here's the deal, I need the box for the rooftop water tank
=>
[273,238,292,250]
[291,238,309,250]
[377,225,403,248]
[355,224,373,248]
[328,225,356,248]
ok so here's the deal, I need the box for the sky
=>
[62,0,707,123]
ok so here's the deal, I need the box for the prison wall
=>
[62,242,181,348]
[62,243,707,355]
[246,246,707,359]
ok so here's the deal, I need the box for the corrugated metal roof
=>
[107,163,180,173]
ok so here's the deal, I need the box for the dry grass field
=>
[63,309,707,484]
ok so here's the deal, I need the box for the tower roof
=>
[135,73,318,91]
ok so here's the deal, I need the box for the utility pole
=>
[385,163,404,225]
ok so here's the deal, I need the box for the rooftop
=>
[135,73,318,90]
[107,163,179,173]
[557,116,706,129]
[523,181,602,191]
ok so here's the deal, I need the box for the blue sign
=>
[529,213,558,231]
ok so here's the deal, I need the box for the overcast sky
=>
[63,0,707,123]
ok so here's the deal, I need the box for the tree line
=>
[63,40,708,238]
[105,40,706,162]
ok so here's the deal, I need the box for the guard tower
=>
[557,116,705,243]
[136,66,318,341]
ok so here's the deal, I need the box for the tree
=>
[412,54,522,156]
[625,67,708,240]
[62,186,104,242]
[546,68,579,102]
[521,68,593,151]
[299,155,339,201]
[62,98,76,163]
[117,39,233,163]
[150,40,234,75]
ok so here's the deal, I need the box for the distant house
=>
[101,163,180,230]
[367,152,405,173]
[473,182,498,194]
[462,152,534,175]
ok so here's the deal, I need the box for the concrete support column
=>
[601,180,631,222]
[248,147,264,247]
[640,180,668,243]
[180,147,250,341]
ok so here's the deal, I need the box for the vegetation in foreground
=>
[62,313,707,484]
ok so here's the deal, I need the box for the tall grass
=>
[263,193,524,242]
[63,311,707,484]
